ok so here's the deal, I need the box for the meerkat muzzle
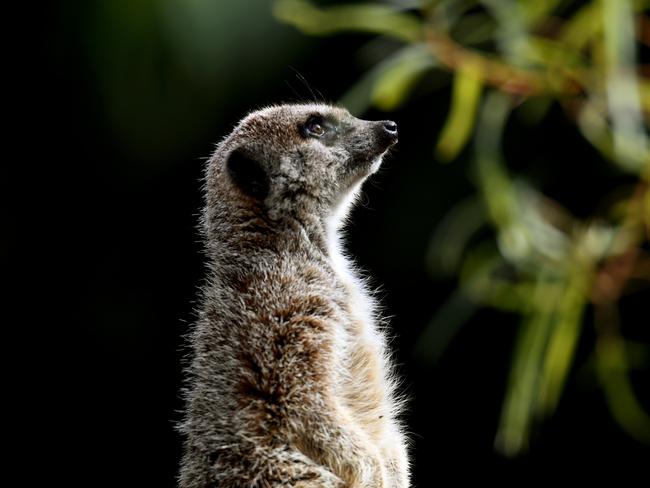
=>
[376,120,398,146]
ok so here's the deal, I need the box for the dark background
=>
[18,0,648,485]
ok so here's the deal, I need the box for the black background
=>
[14,1,649,485]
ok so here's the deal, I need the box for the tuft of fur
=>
[179,104,409,487]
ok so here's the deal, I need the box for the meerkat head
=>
[208,103,397,226]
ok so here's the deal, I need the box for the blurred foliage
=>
[274,0,650,455]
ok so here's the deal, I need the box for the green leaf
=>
[559,1,601,51]
[519,0,564,26]
[474,91,515,230]
[435,61,484,162]
[273,0,424,43]
[482,0,532,66]
[641,80,650,114]
[495,270,561,457]
[339,43,436,115]
[601,0,650,172]
[536,260,590,416]
[370,44,437,111]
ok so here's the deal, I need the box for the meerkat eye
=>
[303,116,327,138]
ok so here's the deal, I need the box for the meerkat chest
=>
[328,248,391,440]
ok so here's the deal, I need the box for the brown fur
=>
[179,104,409,487]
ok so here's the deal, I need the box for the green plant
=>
[274,0,650,455]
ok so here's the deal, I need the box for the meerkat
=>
[179,103,409,488]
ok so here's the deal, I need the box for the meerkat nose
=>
[383,121,398,135]
[378,120,398,146]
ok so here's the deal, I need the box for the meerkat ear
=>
[225,148,270,200]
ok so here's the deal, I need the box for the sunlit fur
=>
[179,104,409,487]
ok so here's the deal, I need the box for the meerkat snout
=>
[379,120,399,139]
[383,120,398,134]
[368,119,398,149]
[372,119,398,153]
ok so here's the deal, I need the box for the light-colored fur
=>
[179,104,409,487]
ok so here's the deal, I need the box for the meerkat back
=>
[179,104,409,488]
